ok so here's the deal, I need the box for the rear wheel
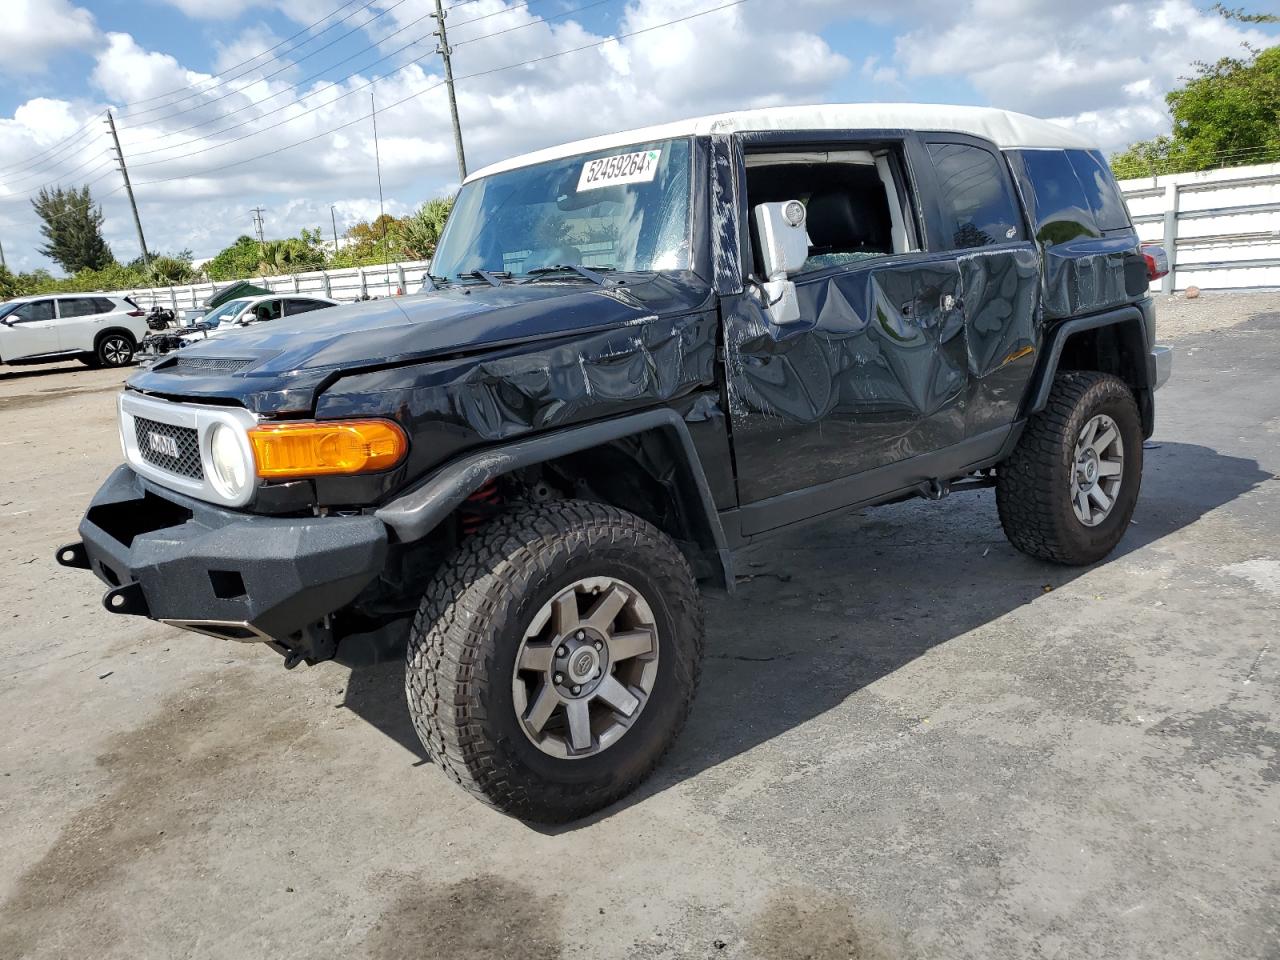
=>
[94,333,136,368]
[997,371,1142,565]
[405,500,703,822]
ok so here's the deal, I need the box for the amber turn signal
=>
[248,419,408,478]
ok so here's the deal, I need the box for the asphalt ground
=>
[0,293,1277,959]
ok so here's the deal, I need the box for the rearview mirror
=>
[752,201,809,325]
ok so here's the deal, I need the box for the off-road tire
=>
[405,499,704,822]
[93,332,136,368]
[997,371,1142,565]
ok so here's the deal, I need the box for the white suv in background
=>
[0,294,149,369]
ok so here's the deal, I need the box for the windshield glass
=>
[203,299,250,327]
[432,137,693,279]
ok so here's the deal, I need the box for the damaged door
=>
[721,134,970,516]
[919,137,1042,440]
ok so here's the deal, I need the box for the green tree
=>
[205,235,265,281]
[392,196,455,260]
[257,237,324,275]
[31,185,114,273]
[1112,12,1279,177]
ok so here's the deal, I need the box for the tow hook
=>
[103,581,150,617]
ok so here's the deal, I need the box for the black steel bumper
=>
[58,465,388,654]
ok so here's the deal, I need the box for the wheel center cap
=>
[568,648,599,683]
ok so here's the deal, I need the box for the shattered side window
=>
[927,142,1024,250]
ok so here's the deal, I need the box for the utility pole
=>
[431,0,468,182]
[0,237,6,271]
[105,109,149,264]
[250,206,266,254]
[330,204,340,253]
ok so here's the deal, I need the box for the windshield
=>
[203,299,250,327]
[432,137,693,280]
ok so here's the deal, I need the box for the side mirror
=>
[752,201,809,324]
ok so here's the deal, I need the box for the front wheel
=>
[997,371,1143,565]
[405,500,703,822]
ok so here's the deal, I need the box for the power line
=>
[0,152,116,197]
[119,0,409,127]
[131,0,747,187]
[120,3,437,156]
[114,0,372,111]
[0,120,103,177]
[116,0,563,160]
[124,0,628,172]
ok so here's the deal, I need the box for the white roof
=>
[466,103,1096,182]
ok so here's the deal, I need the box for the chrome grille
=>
[133,417,203,479]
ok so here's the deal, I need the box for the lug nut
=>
[554,673,564,684]
[576,630,585,639]
[593,640,603,650]
[557,645,568,657]
[571,685,581,695]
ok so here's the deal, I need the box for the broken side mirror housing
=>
[753,200,809,325]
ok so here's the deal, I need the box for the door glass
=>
[1012,149,1100,245]
[11,301,55,323]
[248,300,282,322]
[927,143,1023,249]
[59,298,97,318]
[1067,150,1132,231]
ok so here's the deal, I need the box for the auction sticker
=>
[577,149,661,191]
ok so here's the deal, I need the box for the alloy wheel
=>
[1070,413,1124,527]
[102,336,132,366]
[512,576,659,759]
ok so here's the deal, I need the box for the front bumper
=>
[58,465,387,654]
[1152,345,1172,391]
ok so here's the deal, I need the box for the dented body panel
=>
[65,111,1169,664]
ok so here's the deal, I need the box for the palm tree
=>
[257,238,319,275]
[395,196,455,260]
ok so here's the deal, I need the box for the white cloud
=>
[0,0,98,74]
[894,0,1272,150]
[156,0,268,19]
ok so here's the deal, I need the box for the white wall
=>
[1120,162,1280,294]
[119,259,435,311]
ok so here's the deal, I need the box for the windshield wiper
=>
[461,269,510,287]
[519,264,614,286]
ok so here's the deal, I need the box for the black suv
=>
[60,104,1172,822]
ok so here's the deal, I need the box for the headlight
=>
[207,422,252,500]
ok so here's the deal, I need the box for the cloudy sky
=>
[0,0,1276,272]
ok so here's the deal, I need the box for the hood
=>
[127,273,712,414]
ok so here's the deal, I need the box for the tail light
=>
[127,309,146,317]
[1141,244,1170,281]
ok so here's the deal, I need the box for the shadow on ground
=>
[340,440,1272,827]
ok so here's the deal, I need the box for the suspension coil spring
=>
[460,480,502,536]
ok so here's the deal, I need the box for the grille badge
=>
[148,432,180,459]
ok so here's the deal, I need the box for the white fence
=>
[118,258,435,312]
[109,162,1280,308]
[1120,162,1280,294]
